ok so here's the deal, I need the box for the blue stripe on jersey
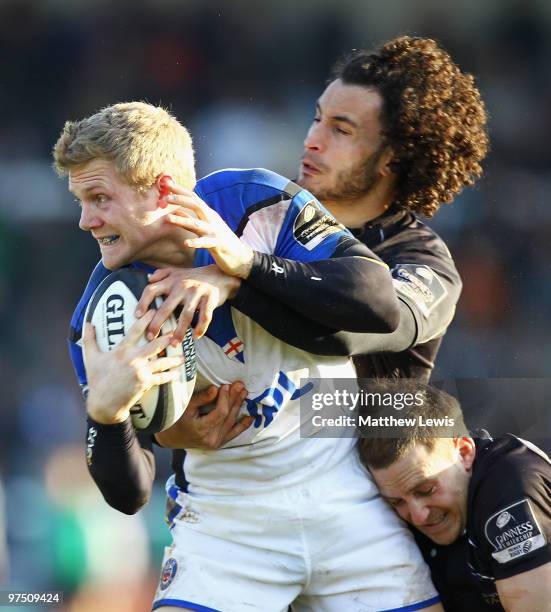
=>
[166,501,182,530]
[152,599,222,612]
[380,595,441,612]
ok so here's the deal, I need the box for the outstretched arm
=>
[163,183,400,334]
[137,179,400,345]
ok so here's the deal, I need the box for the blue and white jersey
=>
[70,169,360,494]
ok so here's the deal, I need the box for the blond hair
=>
[53,101,196,191]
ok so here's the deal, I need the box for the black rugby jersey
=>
[235,206,461,381]
[350,206,461,380]
[415,433,551,610]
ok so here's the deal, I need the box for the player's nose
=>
[304,122,325,152]
[408,502,430,527]
[79,206,103,231]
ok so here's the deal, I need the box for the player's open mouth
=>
[301,160,321,175]
[423,513,447,533]
[97,235,120,246]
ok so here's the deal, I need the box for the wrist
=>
[87,395,130,425]
[235,245,254,279]
[226,275,242,299]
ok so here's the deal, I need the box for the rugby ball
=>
[83,267,197,434]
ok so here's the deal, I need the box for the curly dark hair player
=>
[333,37,488,217]
[297,35,489,380]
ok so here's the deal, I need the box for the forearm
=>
[232,286,416,357]
[241,250,400,334]
[86,417,155,515]
[496,563,551,612]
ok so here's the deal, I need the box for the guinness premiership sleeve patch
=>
[392,264,448,318]
[484,499,547,564]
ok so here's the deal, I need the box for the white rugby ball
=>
[83,267,197,434]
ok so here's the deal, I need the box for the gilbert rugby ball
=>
[83,267,197,434]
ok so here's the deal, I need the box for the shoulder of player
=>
[368,216,460,293]
[474,435,550,479]
[470,435,551,518]
[195,167,302,200]
[468,437,551,580]
[379,212,453,260]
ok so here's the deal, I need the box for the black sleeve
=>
[235,239,400,334]
[389,262,460,346]
[86,416,155,515]
[472,438,551,580]
[230,231,460,356]
[231,287,416,356]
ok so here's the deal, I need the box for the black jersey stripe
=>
[235,193,289,237]
[234,180,302,237]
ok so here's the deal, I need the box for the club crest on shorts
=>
[160,557,178,590]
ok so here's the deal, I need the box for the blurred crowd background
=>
[1,0,551,609]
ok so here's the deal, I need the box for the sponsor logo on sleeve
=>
[484,499,547,564]
[392,264,447,317]
[293,201,344,251]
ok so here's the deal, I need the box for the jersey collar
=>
[349,205,409,245]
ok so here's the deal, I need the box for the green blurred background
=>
[1,0,551,609]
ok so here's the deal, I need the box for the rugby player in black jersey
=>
[296,35,488,379]
[360,384,551,611]
[144,35,489,449]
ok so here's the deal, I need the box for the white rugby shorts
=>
[152,452,439,612]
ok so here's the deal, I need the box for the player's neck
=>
[323,184,394,230]
[142,234,196,269]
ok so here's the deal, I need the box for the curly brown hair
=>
[332,36,489,217]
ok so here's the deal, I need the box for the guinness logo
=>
[496,511,514,529]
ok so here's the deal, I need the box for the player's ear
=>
[156,174,173,209]
[377,147,397,177]
[456,436,476,471]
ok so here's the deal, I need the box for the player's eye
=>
[313,115,321,123]
[74,198,83,208]
[335,126,351,136]
[416,486,435,497]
